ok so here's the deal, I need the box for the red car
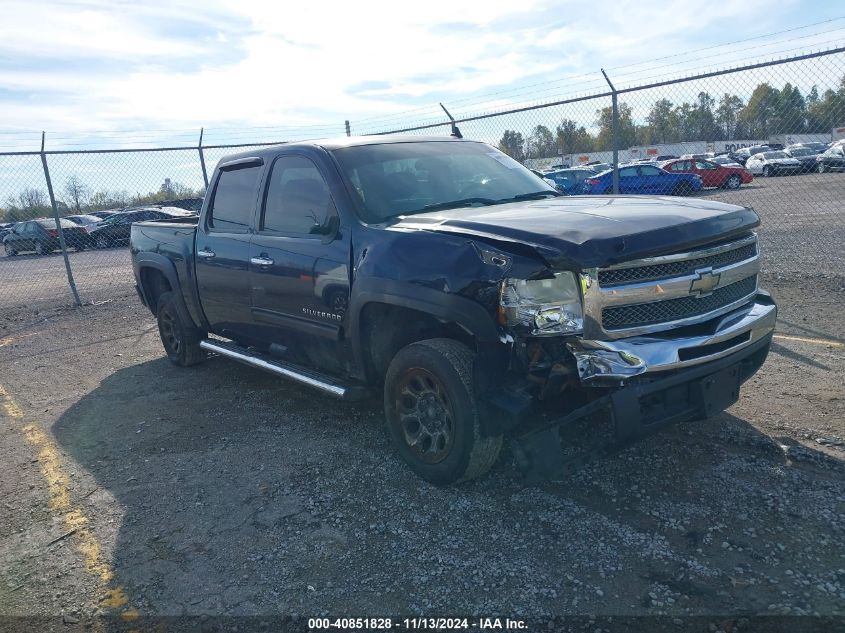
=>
[660,159,753,189]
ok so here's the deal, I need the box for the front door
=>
[195,161,264,340]
[249,154,349,371]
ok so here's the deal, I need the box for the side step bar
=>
[199,339,367,401]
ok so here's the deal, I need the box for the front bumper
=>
[567,295,776,382]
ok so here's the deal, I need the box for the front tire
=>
[4,243,16,257]
[156,291,206,367]
[762,166,771,177]
[817,162,827,174]
[384,338,502,485]
[34,241,46,256]
[95,235,109,249]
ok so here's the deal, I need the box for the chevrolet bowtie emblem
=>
[690,268,721,297]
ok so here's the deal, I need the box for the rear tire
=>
[157,291,206,367]
[672,181,693,196]
[724,175,741,189]
[817,162,826,174]
[384,338,502,485]
[96,235,109,249]
[4,243,16,257]
[762,166,771,177]
[34,241,46,256]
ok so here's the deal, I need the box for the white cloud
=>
[1,0,837,146]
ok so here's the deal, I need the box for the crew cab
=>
[130,136,776,484]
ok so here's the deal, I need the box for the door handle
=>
[197,248,216,258]
[250,256,274,266]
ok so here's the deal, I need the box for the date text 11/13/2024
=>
[307,617,527,630]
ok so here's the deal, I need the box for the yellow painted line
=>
[0,332,39,348]
[0,384,138,620]
[773,334,843,348]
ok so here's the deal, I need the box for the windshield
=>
[331,141,556,221]
[764,151,789,159]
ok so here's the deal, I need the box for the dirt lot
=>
[0,274,843,630]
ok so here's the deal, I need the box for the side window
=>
[262,155,337,236]
[619,167,638,178]
[639,166,661,176]
[208,166,262,233]
[696,160,714,170]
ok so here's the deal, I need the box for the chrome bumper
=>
[568,297,776,382]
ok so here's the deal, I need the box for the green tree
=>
[595,102,637,150]
[497,130,526,162]
[715,94,744,139]
[644,98,676,144]
[738,83,779,138]
[555,119,593,154]
[526,125,555,158]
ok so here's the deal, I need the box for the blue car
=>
[543,168,597,195]
[584,164,703,195]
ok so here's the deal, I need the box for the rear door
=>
[195,159,264,340]
[248,153,349,358]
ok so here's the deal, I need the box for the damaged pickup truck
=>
[130,136,776,484]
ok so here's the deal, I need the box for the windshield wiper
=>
[412,197,498,213]
[498,190,562,203]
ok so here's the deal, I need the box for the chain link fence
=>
[1,48,843,315]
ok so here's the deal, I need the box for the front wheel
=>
[384,338,502,485]
[95,235,109,249]
[762,166,771,177]
[817,162,827,174]
[4,243,16,257]
[34,241,46,256]
[157,291,206,367]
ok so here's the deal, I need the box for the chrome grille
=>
[599,242,758,286]
[588,233,761,339]
[602,275,758,330]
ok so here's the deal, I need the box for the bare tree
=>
[64,175,90,213]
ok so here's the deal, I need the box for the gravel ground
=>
[0,274,843,630]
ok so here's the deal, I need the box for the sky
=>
[2,0,845,153]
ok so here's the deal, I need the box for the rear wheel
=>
[672,181,694,196]
[384,338,502,485]
[34,241,46,256]
[157,291,206,367]
[724,174,741,189]
[762,166,771,177]
[95,235,109,249]
[817,162,827,174]
[4,243,16,257]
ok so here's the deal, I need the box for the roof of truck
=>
[217,134,474,164]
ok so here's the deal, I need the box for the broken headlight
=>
[499,271,584,335]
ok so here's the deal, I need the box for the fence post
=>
[40,132,82,307]
[198,127,209,189]
[601,69,619,194]
[345,120,351,137]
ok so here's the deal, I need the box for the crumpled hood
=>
[389,195,759,268]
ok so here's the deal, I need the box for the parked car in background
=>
[2,218,89,256]
[543,167,598,194]
[787,142,828,154]
[584,164,702,195]
[661,158,753,189]
[784,147,823,173]
[154,197,204,212]
[712,155,743,168]
[815,144,845,172]
[530,169,559,190]
[65,214,102,228]
[89,209,122,219]
[745,151,802,177]
[88,208,189,249]
[0,222,16,241]
[680,152,715,160]
[732,145,770,166]
[582,161,611,172]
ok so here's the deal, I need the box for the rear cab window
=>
[208,166,263,233]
